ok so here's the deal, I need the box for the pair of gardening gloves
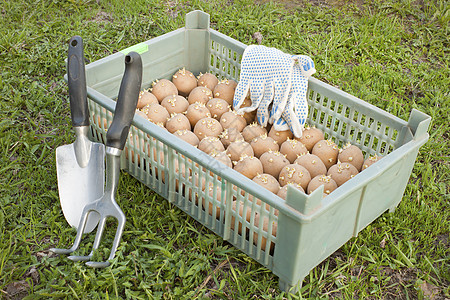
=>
[233,45,316,138]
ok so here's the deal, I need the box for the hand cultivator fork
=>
[50,50,142,268]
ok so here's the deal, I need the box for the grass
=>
[0,0,449,298]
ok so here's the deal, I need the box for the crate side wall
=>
[274,187,363,288]
[306,81,407,156]
[185,29,210,76]
[355,141,425,232]
[85,30,186,98]
[208,30,245,81]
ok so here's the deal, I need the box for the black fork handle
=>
[106,52,143,150]
[68,36,90,127]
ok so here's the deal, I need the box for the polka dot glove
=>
[233,45,315,137]
[272,55,316,137]
[233,45,296,127]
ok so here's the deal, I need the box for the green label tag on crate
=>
[120,43,149,55]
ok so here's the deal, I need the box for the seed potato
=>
[207,98,230,120]
[327,162,359,186]
[201,183,226,218]
[173,129,199,147]
[279,138,308,163]
[362,154,383,171]
[298,126,324,151]
[233,155,263,179]
[253,210,277,252]
[250,134,279,158]
[252,173,280,195]
[165,113,191,133]
[188,86,213,105]
[226,140,254,162]
[278,164,312,190]
[338,143,364,171]
[312,139,339,169]
[209,150,233,169]
[224,79,237,89]
[259,151,290,180]
[198,136,225,154]
[137,90,158,109]
[185,103,211,128]
[145,103,170,125]
[268,126,294,146]
[172,68,197,97]
[242,122,267,143]
[220,110,247,132]
[294,153,327,179]
[151,79,178,102]
[219,127,243,148]
[197,72,219,91]
[307,175,338,196]
[213,80,236,105]
[161,95,189,115]
[193,117,223,141]
[231,201,277,252]
[94,109,110,129]
[125,132,144,163]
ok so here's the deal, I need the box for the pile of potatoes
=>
[132,67,383,251]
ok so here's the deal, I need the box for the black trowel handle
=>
[68,36,90,127]
[106,52,142,150]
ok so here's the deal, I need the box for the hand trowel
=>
[56,36,104,233]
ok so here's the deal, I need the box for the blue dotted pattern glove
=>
[272,55,316,137]
[233,45,315,138]
[233,45,296,127]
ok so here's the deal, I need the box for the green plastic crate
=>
[82,10,431,292]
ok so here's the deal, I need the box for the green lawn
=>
[0,0,448,298]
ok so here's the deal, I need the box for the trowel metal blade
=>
[56,141,105,233]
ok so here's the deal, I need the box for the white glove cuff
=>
[302,67,316,78]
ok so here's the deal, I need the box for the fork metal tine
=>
[85,215,125,268]
[49,205,94,255]
[91,215,108,251]
[67,214,107,261]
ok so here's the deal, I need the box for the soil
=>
[4,267,40,300]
